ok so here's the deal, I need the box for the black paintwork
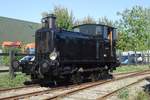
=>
[19,15,120,83]
[34,24,119,69]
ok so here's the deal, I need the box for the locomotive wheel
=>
[24,74,39,85]
[91,73,99,82]
[99,70,112,80]
[72,72,83,84]
[99,70,107,79]
[31,74,35,80]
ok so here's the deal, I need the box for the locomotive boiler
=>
[18,14,120,84]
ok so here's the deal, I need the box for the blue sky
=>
[0,0,149,23]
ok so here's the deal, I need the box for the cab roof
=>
[73,24,116,29]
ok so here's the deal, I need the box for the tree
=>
[146,9,150,50]
[74,16,96,26]
[116,6,150,51]
[82,16,96,24]
[53,6,74,30]
[98,16,114,26]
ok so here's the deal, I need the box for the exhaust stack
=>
[41,13,56,30]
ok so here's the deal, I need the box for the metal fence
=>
[117,51,150,65]
[1,50,150,66]
[0,50,34,78]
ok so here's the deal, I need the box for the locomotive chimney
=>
[48,14,56,30]
[41,13,56,30]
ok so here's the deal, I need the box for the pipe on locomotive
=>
[41,13,56,52]
[41,13,56,30]
[38,13,58,77]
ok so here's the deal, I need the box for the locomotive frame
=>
[17,14,120,85]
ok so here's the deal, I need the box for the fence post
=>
[9,50,15,79]
[135,51,137,65]
[128,53,130,65]
[119,51,121,63]
[148,51,150,66]
[142,51,144,65]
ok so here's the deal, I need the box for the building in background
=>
[25,43,35,54]
[1,41,21,48]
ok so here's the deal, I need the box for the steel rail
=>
[0,84,39,93]
[0,84,79,100]
[113,69,150,76]
[0,70,150,100]
[44,70,150,100]
[96,77,147,100]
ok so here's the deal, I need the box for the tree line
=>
[49,5,150,51]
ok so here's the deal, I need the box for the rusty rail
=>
[96,77,147,100]
[113,70,150,76]
[0,84,39,93]
[44,70,150,100]
[0,70,150,100]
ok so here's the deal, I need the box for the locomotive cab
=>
[73,24,118,61]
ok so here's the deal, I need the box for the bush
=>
[1,47,23,66]
[2,56,10,66]
[0,73,30,88]
[134,91,150,100]
[118,88,129,100]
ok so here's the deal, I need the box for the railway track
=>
[96,77,147,100]
[112,70,150,78]
[0,84,39,93]
[113,69,150,76]
[0,70,150,100]
[46,70,150,100]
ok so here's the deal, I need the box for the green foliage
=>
[134,91,150,100]
[114,65,150,73]
[118,90,150,100]
[0,73,30,88]
[81,16,96,24]
[147,27,150,49]
[53,6,74,30]
[98,16,114,26]
[116,6,150,51]
[2,56,10,66]
[2,47,22,65]
[118,88,129,100]
[74,16,96,26]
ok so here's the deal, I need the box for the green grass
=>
[0,65,149,89]
[118,90,150,100]
[0,73,30,89]
[118,88,129,100]
[133,91,150,100]
[114,65,150,73]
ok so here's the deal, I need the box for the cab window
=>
[74,28,80,32]
[103,26,108,39]
[96,26,103,35]
[112,29,117,40]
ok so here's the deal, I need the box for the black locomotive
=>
[18,14,120,84]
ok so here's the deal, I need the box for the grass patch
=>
[118,88,129,100]
[0,73,30,89]
[118,89,150,100]
[114,65,150,73]
[132,91,150,100]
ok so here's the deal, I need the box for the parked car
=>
[14,56,35,74]
[19,56,35,62]
[121,51,143,65]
